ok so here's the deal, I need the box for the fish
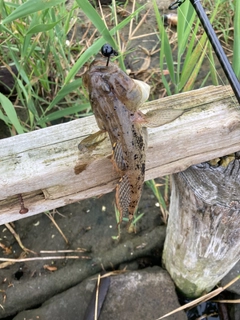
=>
[80,58,186,226]
[81,59,150,224]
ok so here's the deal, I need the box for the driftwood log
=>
[162,156,240,297]
[0,85,239,226]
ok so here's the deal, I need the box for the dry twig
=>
[0,255,91,263]
[94,274,101,320]
[5,223,36,254]
[45,210,69,244]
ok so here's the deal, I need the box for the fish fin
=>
[130,110,149,125]
[130,108,184,128]
[144,108,185,127]
[116,174,131,223]
[112,141,128,171]
[78,130,107,151]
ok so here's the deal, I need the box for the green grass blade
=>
[16,79,39,121]
[40,103,90,123]
[75,0,116,47]
[26,19,64,35]
[161,74,171,96]
[41,79,83,116]
[177,0,196,58]
[1,0,65,24]
[63,3,145,85]
[0,24,15,36]
[152,0,175,86]
[132,212,144,225]
[177,2,196,85]
[200,71,211,88]
[10,52,30,85]
[178,33,207,91]
[145,180,167,210]
[0,109,10,124]
[176,0,222,92]
[208,42,219,86]
[64,38,106,85]
[0,93,24,134]
[183,41,208,91]
[180,18,200,75]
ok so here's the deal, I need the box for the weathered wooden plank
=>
[0,85,239,224]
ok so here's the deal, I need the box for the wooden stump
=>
[162,153,240,297]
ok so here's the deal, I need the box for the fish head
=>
[83,59,150,112]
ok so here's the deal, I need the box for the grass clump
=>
[145,178,169,224]
[0,0,89,133]
[153,0,240,95]
[0,0,146,134]
[1,0,238,133]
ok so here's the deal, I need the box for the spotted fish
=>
[80,58,185,224]
[81,59,150,223]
